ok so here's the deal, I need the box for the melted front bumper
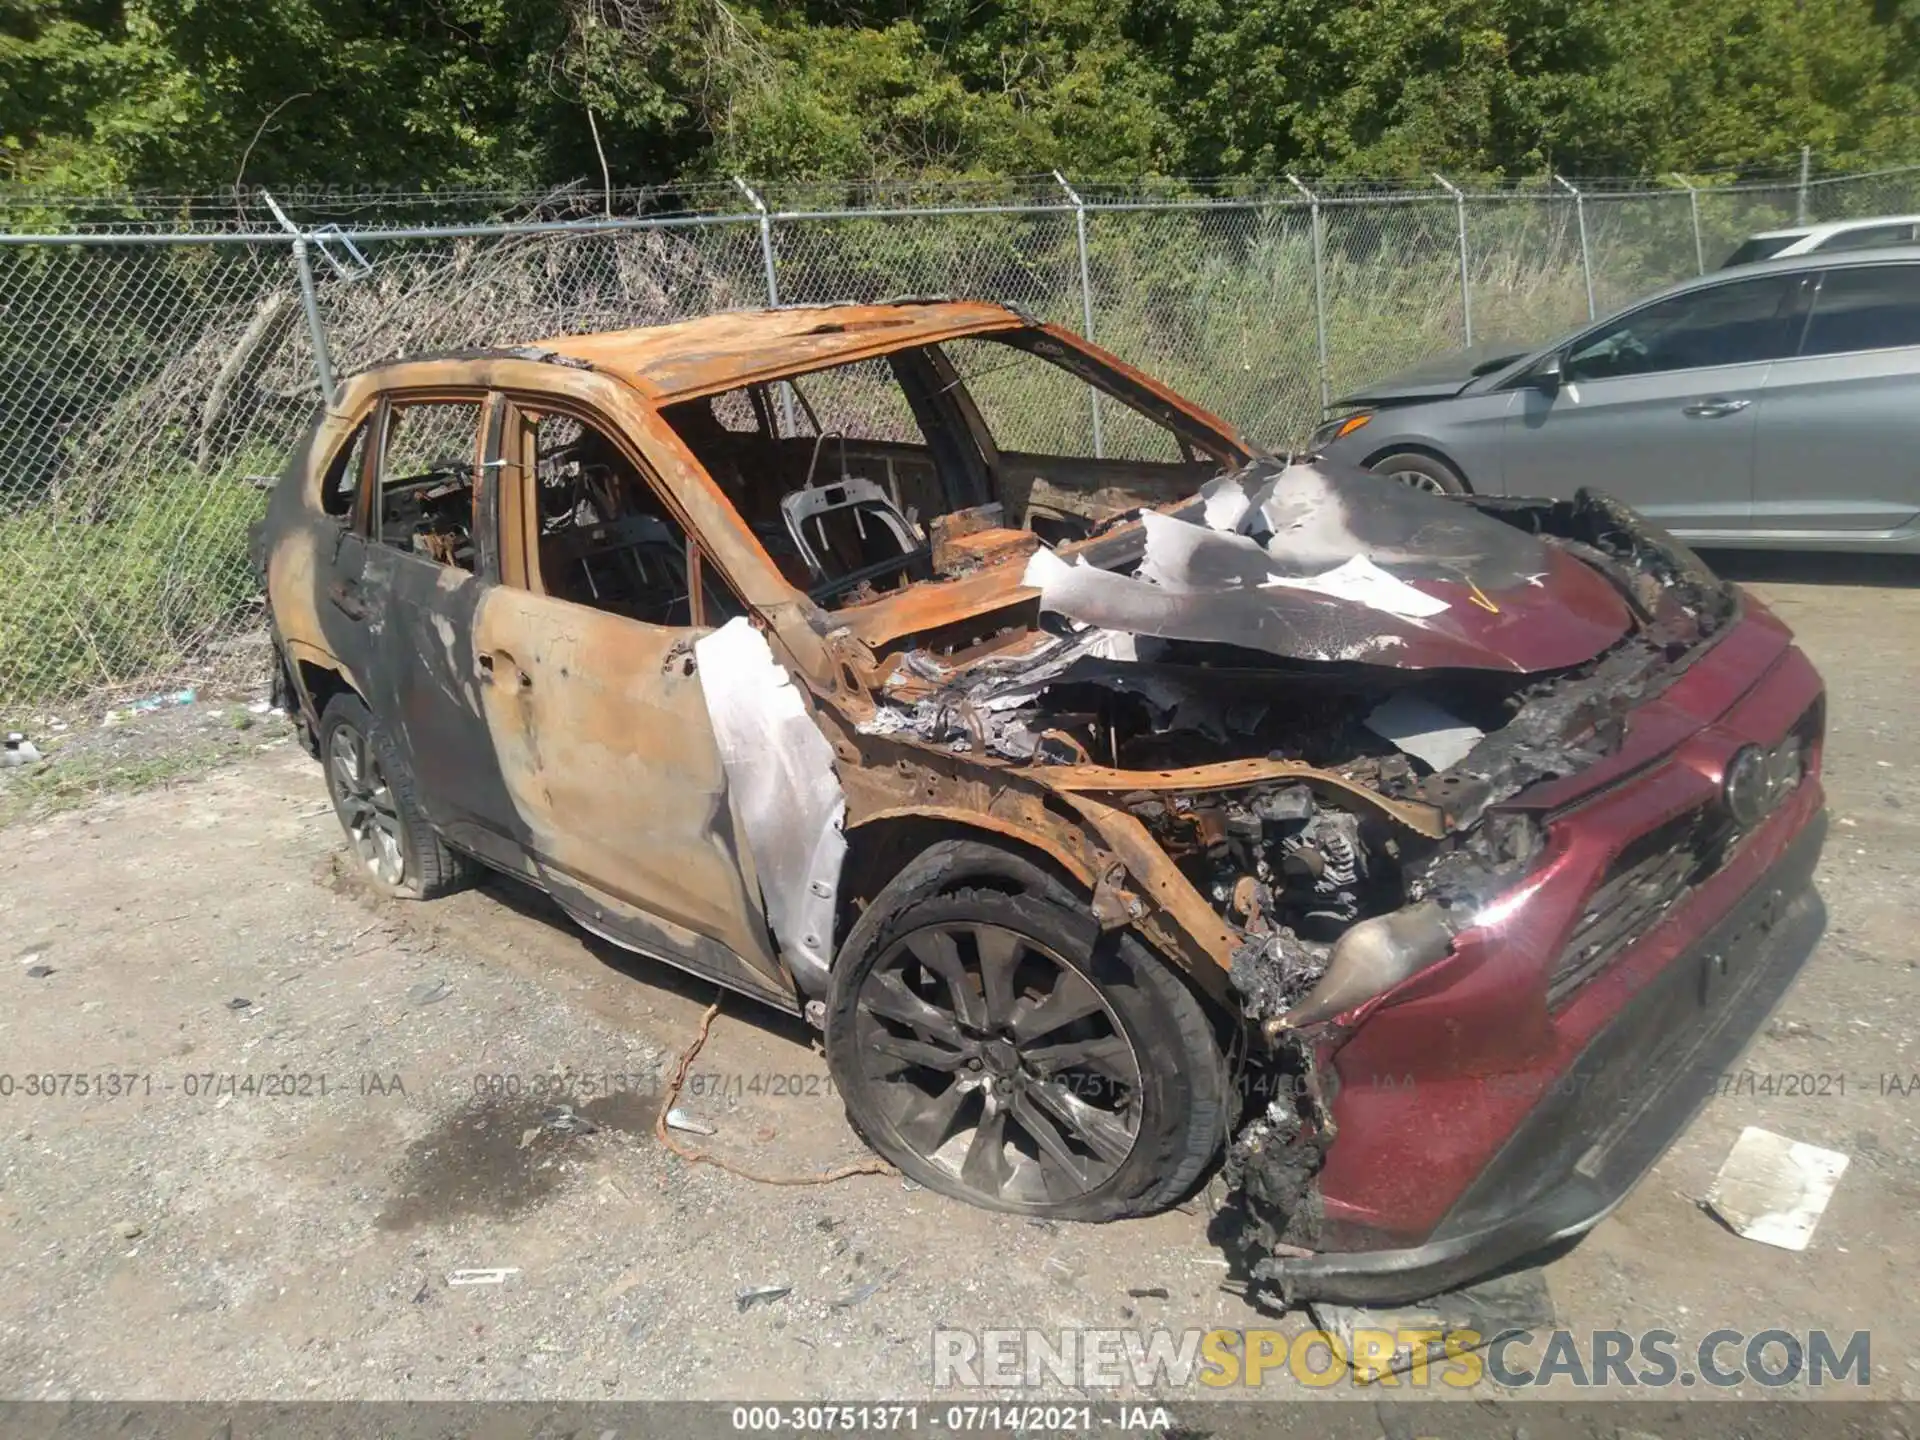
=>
[1257,604,1830,1306]
[1260,807,1825,1306]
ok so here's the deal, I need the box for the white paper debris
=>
[1703,1126,1849,1251]
[1363,693,1485,772]
[1260,554,1449,618]
[694,617,846,994]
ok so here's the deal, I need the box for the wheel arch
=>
[288,650,363,756]
[1359,440,1474,492]
[838,810,1093,930]
[824,817,1238,1218]
[834,808,1243,1044]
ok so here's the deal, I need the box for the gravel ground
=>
[0,682,295,828]
[0,552,1916,1410]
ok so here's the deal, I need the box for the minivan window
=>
[1799,265,1920,356]
[1563,274,1807,381]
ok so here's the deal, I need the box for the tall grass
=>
[0,459,272,718]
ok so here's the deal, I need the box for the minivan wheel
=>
[318,693,474,901]
[1370,450,1469,495]
[826,847,1227,1222]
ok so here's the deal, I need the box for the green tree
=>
[3,0,1919,192]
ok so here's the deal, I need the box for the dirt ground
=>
[1,551,1917,1410]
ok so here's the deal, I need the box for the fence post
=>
[732,176,795,435]
[1051,171,1104,458]
[260,189,337,406]
[1797,147,1812,224]
[291,240,338,408]
[1671,173,1706,275]
[1286,174,1332,414]
[1554,173,1596,320]
[1431,173,1473,347]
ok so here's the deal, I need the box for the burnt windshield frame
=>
[960,329,1257,465]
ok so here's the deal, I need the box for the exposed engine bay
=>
[847,455,1738,1277]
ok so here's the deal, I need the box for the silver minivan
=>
[1311,249,1920,550]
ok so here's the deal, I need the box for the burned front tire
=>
[826,844,1227,1221]
[319,693,474,901]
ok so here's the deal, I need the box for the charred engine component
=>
[1275,806,1365,929]
[1130,784,1393,942]
[1218,1034,1333,1260]
[1124,780,1427,1028]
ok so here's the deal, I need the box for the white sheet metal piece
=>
[694,617,846,995]
[1136,510,1270,591]
[1703,1126,1850,1251]
[1257,461,1428,569]
[1200,473,1253,532]
[1018,544,1173,622]
[1363,692,1486,771]
[1032,514,1449,626]
[1260,554,1450,618]
[1019,543,1074,592]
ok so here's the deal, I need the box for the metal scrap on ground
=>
[1702,1125,1850,1251]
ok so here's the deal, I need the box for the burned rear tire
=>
[318,693,475,901]
[826,843,1227,1221]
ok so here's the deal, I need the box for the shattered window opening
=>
[696,552,748,625]
[939,337,1187,464]
[661,357,962,607]
[319,418,371,519]
[932,336,1225,534]
[374,399,484,571]
[523,409,695,628]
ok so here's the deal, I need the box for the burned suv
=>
[257,301,1827,1307]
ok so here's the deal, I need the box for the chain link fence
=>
[5,160,1919,720]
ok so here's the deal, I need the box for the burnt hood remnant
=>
[1018,459,1633,674]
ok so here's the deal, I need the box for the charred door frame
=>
[347,387,532,871]
[480,386,797,1010]
[495,389,743,625]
